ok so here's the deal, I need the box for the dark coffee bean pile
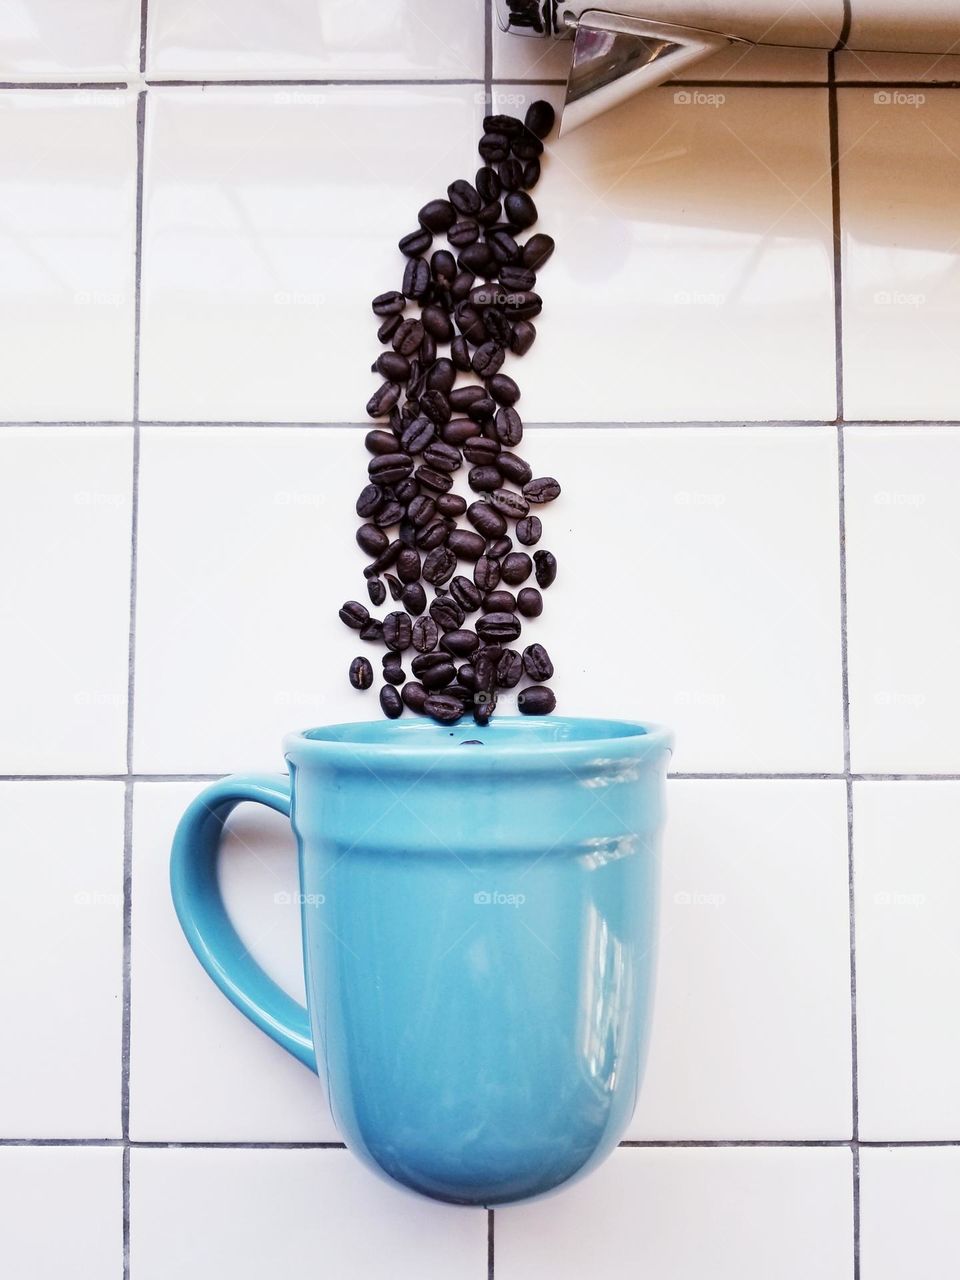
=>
[341,101,560,726]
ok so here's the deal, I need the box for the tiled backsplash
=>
[2,2,960,1277]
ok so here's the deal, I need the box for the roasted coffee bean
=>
[464,436,500,465]
[407,494,436,527]
[385,572,404,600]
[382,611,412,651]
[501,290,541,319]
[458,240,495,277]
[487,373,520,406]
[400,394,420,422]
[518,684,556,715]
[472,341,505,377]
[448,219,480,248]
[377,313,402,342]
[515,514,542,545]
[474,555,501,592]
[373,500,404,528]
[440,628,480,658]
[365,381,401,418]
[468,464,502,493]
[431,247,457,281]
[376,352,410,382]
[450,270,475,301]
[475,165,502,202]
[421,305,453,342]
[489,228,522,264]
[392,318,425,355]
[420,659,457,691]
[499,264,536,291]
[504,190,538,230]
[482,589,517,613]
[373,291,405,316]
[468,283,502,309]
[382,658,406,686]
[523,643,554,681]
[368,452,413,484]
[356,482,384,518]
[489,536,513,558]
[450,575,482,612]
[489,488,529,519]
[450,336,472,371]
[496,452,532,486]
[533,549,557,588]
[430,595,464,632]
[420,389,451,426]
[476,200,502,227]
[416,519,448,550]
[449,385,486,412]
[356,523,389,556]
[497,649,524,689]
[419,198,456,232]
[365,428,399,455]
[523,476,561,503]
[442,418,476,446]
[367,576,387,607]
[501,551,532,585]
[426,358,456,394]
[397,518,417,549]
[399,416,435,455]
[349,656,373,690]
[498,156,524,191]
[466,500,507,538]
[422,441,462,473]
[478,131,510,163]
[453,302,486,344]
[420,330,437,365]
[401,581,427,616]
[476,611,521,643]
[399,228,433,257]
[448,178,481,215]
[474,649,498,692]
[522,232,554,270]
[339,600,368,630]
[447,529,486,561]
[402,681,428,712]
[412,615,439,654]
[482,308,513,344]
[509,320,537,356]
[466,394,497,422]
[380,685,404,718]
[424,692,464,723]
[484,112,522,136]
[422,546,457,585]
[415,465,453,493]
[359,618,383,643]
[396,547,422,584]
[516,586,543,618]
[458,662,477,691]
[402,257,430,300]
[522,157,540,189]
[412,651,449,678]
[436,492,467,517]
[524,98,555,139]
[512,126,544,160]
[494,406,523,447]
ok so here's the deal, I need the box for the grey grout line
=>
[6,771,960,783]
[145,77,487,88]
[7,1136,960,1149]
[6,419,960,430]
[139,0,149,76]
[0,81,129,90]
[487,1207,495,1278]
[836,0,853,51]
[828,60,845,424]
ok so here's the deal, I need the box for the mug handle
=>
[169,773,317,1072]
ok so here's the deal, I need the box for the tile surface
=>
[0,92,137,421]
[630,780,852,1139]
[855,781,960,1139]
[0,1,139,79]
[839,89,960,420]
[860,1147,960,1279]
[496,1147,854,1280]
[0,428,132,773]
[146,0,485,80]
[139,85,481,422]
[493,83,837,422]
[0,784,124,1137]
[130,1147,488,1280]
[0,1147,122,1279]
[845,427,960,772]
[131,782,336,1140]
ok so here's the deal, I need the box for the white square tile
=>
[493,84,837,422]
[134,427,394,773]
[138,85,482,422]
[0,92,137,421]
[146,0,484,80]
[835,51,960,81]
[0,1,139,79]
[131,782,337,1141]
[0,428,132,773]
[0,783,124,1137]
[860,1147,960,1279]
[629,780,852,1140]
[0,1147,122,1279]
[844,427,960,773]
[854,781,960,1139]
[130,1148,487,1280]
[496,1147,854,1280]
[848,2,960,61]
[839,90,960,420]
[541,427,844,772]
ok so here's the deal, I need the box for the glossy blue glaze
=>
[171,716,672,1205]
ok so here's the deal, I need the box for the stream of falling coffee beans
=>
[339,101,560,726]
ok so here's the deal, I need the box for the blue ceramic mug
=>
[171,716,672,1205]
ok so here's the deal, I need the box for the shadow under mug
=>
[170,716,673,1205]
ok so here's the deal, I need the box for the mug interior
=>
[299,715,666,751]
